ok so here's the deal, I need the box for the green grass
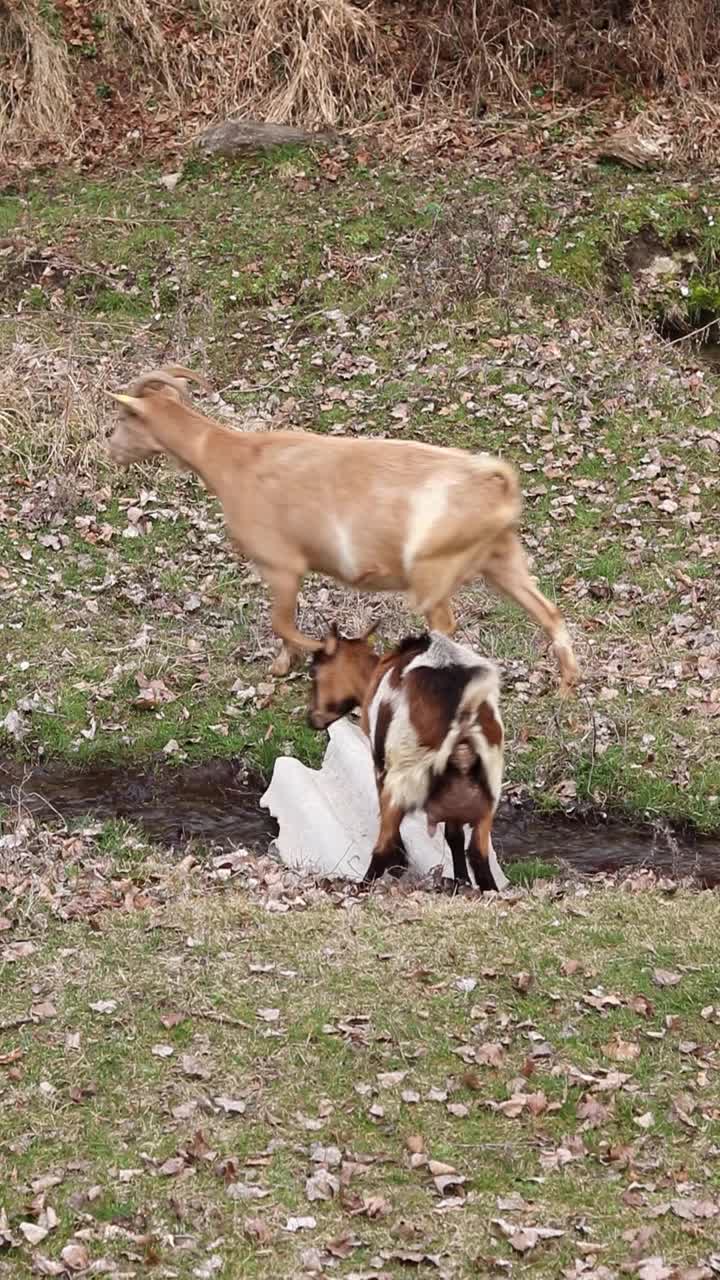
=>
[1,833,719,1279]
[1,154,719,831]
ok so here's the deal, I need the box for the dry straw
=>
[2,1,720,163]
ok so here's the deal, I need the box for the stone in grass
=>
[196,120,341,158]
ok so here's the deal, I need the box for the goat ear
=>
[109,392,147,418]
[361,619,380,644]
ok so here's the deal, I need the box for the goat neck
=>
[144,394,236,492]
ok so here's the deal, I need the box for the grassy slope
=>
[2,147,720,1280]
[1,829,720,1279]
[1,150,719,829]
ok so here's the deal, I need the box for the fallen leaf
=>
[637,1259,672,1280]
[257,1007,280,1023]
[350,1194,390,1219]
[2,940,35,961]
[476,1042,506,1067]
[89,1000,117,1015]
[32,1260,65,1277]
[299,1246,324,1273]
[455,977,477,994]
[283,1215,317,1232]
[433,1173,466,1196]
[377,1070,407,1088]
[214,1095,247,1115]
[512,972,533,993]
[31,1174,64,1194]
[159,1156,186,1177]
[325,1230,361,1258]
[20,1222,48,1245]
[380,1250,442,1268]
[493,1218,565,1253]
[181,1054,210,1079]
[497,1193,529,1212]
[634,1110,655,1129]
[60,1243,90,1272]
[227,1183,270,1201]
[603,1033,641,1062]
[305,1168,339,1201]
[160,1010,186,1029]
[447,1102,470,1118]
[653,969,681,987]
[310,1143,342,1167]
[629,994,654,1017]
[426,1086,449,1102]
[152,1043,174,1058]
[244,1217,273,1244]
[32,1000,57,1021]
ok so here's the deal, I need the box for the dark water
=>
[1,755,718,886]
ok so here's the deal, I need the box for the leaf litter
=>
[2,149,720,1280]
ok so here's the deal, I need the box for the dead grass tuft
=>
[3,1,720,166]
[0,0,77,160]
[0,324,166,478]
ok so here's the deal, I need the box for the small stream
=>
[1,756,718,886]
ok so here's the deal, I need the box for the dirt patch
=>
[623,226,670,275]
[1,754,718,885]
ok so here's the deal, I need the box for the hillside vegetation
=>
[2,0,720,169]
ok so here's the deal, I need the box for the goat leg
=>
[426,600,456,635]
[262,567,323,677]
[466,811,499,892]
[482,530,579,693]
[444,821,471,886]
[364,793,408,882]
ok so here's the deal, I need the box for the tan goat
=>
[107,367,578,689]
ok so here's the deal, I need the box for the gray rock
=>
[196,119,340,157]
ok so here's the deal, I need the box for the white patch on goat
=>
[333,518,357,583]
[405,631,481,674]
[402,475,452,574]
[368,672,431,809]
[367,670,397,744]
[383,701,435,811]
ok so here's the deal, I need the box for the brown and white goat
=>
[107,366,578,690]
[308,626,505,889]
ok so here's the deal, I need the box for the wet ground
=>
[1,754,718,886]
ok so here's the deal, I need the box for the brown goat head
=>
[307,622,379,730]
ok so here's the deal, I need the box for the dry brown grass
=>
[3,0,720,166]
[0,0,77,160]
[0,320,161,478]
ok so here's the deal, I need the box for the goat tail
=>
[450,740,476,773]
[470,454,523,529]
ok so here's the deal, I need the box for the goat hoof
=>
[270,653,293,677]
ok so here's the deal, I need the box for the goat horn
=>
[127,366,211,398]
[360,615,381,641]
